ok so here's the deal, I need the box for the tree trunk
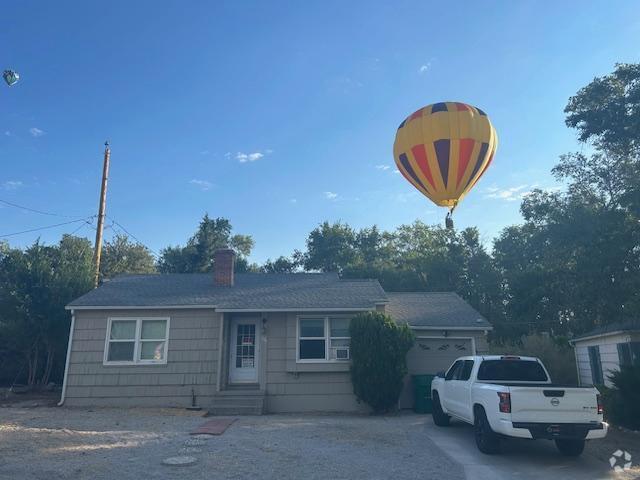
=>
[39,346,54,386]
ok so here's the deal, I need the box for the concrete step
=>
[210,393,265,415]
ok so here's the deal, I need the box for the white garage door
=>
[400,337,474,409]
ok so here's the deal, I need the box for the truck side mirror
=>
[436,371,445,378]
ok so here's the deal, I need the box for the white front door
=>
[228,318,260,384]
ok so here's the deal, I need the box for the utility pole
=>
[93,141,111,288]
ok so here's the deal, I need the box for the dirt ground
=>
[0,406,464,480]
[0,405,638,480]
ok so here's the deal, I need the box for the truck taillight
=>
[498,392,511,413]
[597,394,604,415]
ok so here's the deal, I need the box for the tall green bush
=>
[604,366,640,430]
[349,312,415,413]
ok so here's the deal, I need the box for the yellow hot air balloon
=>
[393,101,498,228]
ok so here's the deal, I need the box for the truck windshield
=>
[477,360,549,382]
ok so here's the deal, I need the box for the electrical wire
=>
[0,218,93,238]
[106,215,160,257]
[0,198,89,218]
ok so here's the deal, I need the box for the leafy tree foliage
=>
[0,236,93,386]
[158,214,254,273]
[349,312,414,413]
[100,234,156,279]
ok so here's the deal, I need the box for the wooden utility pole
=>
[93,141,111,288]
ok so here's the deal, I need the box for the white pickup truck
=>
[431,355,607,456]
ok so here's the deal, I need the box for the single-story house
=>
[59,249,491,413]
[570,322,640,387]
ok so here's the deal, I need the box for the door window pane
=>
[141,320,167,340]
[110,320,136,340]
[140,341,165,361]
[300,319,324,337]
[300,339,326,359]
[108,342,135,362]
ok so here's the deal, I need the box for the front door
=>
[228,318,260,384]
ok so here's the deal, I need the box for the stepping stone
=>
[162,456,197,466]
[184,438,207,447]
[190,418,236,436]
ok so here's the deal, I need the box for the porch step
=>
[210,392,265,415]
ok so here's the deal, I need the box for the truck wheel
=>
[555,439,585,457]
[474,407,500,454]
[431,393,450,427]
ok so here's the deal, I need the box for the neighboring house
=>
[60,249,491,414]
[570,322,640,387]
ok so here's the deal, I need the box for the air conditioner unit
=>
[333,347,350,360]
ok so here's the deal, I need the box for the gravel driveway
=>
[0,407,463,480]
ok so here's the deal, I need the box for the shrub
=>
[604,365,640,430]
[489,333,577,384]
[349,312,415,413]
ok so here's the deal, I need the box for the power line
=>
[0,198,88,218]
[106,215,160,257]
[0,218,93,238]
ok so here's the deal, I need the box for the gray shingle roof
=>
[386,292,491,329]
[67,273,388,310]
[571,321,640,342]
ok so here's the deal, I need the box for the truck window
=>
[445,361,463,380]
[457,360,474,381]
[477,359,548,382]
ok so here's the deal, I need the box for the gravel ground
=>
[0,407,464,480]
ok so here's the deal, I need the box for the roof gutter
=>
[65,304,219,311]
[66,305,382,313]
[569,329,638,345]
[58,309,75,406]
[409,325,493,331]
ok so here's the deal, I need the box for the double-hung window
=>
[105,317,169,365]
[298,316,351,362]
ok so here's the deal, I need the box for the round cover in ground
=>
[162,456,197,466]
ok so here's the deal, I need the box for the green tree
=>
[100,234,156,279]
[261,256,300,273]
[349,312,414,413]
[0,236,93,386]
[302,221,357,272]
[157,214,254,273]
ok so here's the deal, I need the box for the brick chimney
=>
[214,249,236,287]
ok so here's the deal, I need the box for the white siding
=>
[573,332,633,387]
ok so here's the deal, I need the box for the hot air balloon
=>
[393,101,497,228]
[3,70,19,86]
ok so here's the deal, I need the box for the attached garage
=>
[386,292,492,409]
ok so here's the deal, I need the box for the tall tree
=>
[0,235,93,386]
[100,234,156,279]
[157,214,254,273]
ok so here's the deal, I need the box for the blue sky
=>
[1,1,639,263]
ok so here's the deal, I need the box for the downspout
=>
[58,309,75,406]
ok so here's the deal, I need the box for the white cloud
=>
[484,184,529,202]
[418,62,431,74]
[485,184,563,202]
[29,127,45,137]
[393,169,401,174]
[189,179,213,191]
[236,151,265,163]
[290,198,297,204]
[1,180,24,190]
[324,191,338,201]
[200,150,210,155]
[375,164,391,171]
[4,131,11,137]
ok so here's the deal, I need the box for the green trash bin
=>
[412,374,435,414]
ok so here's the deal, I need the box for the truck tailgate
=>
[508,386,599,423]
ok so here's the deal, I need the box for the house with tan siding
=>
[60,249,491,414]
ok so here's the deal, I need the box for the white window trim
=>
[296,315,351,363]
[103,317,170,366]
